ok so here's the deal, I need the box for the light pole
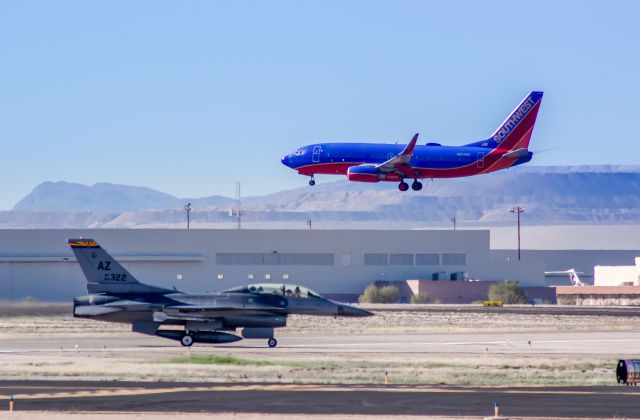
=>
[184,203,192,230]
[451,216,456,230]
[510,206,524,260]
[307,219,312,230]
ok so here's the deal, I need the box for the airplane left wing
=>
[376,133,419,175]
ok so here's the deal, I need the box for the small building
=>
[555,285,640,306]
[594,257,640,286]
[385,280,557,304]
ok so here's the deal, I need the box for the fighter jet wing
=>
[376,133,419,173]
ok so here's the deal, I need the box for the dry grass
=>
[0,308,632,386]
[0,350,617,386]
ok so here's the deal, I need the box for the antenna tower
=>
[230,182,246,229]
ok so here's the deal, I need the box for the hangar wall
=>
[0,229,496,301]
[1,229,634,301]
[491,249,640,285]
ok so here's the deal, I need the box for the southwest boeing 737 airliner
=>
[281,91,543,191]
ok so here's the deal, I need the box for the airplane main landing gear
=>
[268,338,278,348]
[411,180,423,191]
[309,175,316,186]
[180,333,194,347]
[398,181,409,192]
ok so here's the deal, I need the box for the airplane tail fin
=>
[68,239,173,295]
[465,91,543,150]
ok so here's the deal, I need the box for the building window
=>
[265,273,271,280]
[442,253,466,266]
[216,253,334,266]
[416,254,440,265]
[176,274,183,280]
[364,253,388,265]
[248,273,254,280]
[390,253,413,265]
[217,274,224,280]
[283,274,289,280]
[341,253,352,266]
[217,253,264,265]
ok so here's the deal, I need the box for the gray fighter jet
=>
[69,239,372,347]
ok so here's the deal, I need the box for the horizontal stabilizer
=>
[74,305,121,316]
[503,148,530,159]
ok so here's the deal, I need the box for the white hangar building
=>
[0,229,545,301]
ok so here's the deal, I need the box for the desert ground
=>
[1,302,639,387]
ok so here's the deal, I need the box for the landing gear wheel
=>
[398,181,409,192]
[268,338,278,348]
[180,333,194,347]
[411,180,423,191]
[309,175,316,186]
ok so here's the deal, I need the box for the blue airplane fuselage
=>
[281,91,543,189]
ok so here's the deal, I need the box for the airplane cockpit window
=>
[246,283,322,299]
[292,149,305,156]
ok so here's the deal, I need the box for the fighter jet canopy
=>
[223,283,323,299]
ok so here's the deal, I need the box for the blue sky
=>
[1,1,639,209]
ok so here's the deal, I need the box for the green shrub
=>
[488,280,527,304]
[358,284,400,303]
[410,294,429,304]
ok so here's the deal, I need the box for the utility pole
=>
[451,216,456,230]
[184,203,192,230]
[510,205,525,260]
[229,182,246,229]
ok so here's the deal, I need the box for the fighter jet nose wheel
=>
[267,338,278,348]
[411,180,422,191]
[398,181,409,192]
[180,333,194,347]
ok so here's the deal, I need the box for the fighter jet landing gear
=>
[268,338,278,348]
[180,332,194,347]
[411,180,422,191]
[398,181,409,191]
[309,175,316,186]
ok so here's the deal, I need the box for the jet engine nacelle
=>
[347,164,385,182]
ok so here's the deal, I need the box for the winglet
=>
[400,133,419,156]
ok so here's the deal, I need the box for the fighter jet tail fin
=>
[68,239,174,295]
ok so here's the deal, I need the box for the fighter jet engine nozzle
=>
[336,304,374,317]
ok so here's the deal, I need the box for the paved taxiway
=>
[1,380,638,418]
[2,329,640,355]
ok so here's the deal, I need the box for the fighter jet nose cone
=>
[337,304,374,317]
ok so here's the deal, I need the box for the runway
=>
[1,380,638,417]
[2,329,640,355]
[1,313,639,417]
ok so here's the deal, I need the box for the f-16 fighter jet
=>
[69,239,372,347]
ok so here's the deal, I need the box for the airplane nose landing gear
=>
[411,180,423,191]
[309,175,316,186]
[268,338,278,348]
[398,181,409,191]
